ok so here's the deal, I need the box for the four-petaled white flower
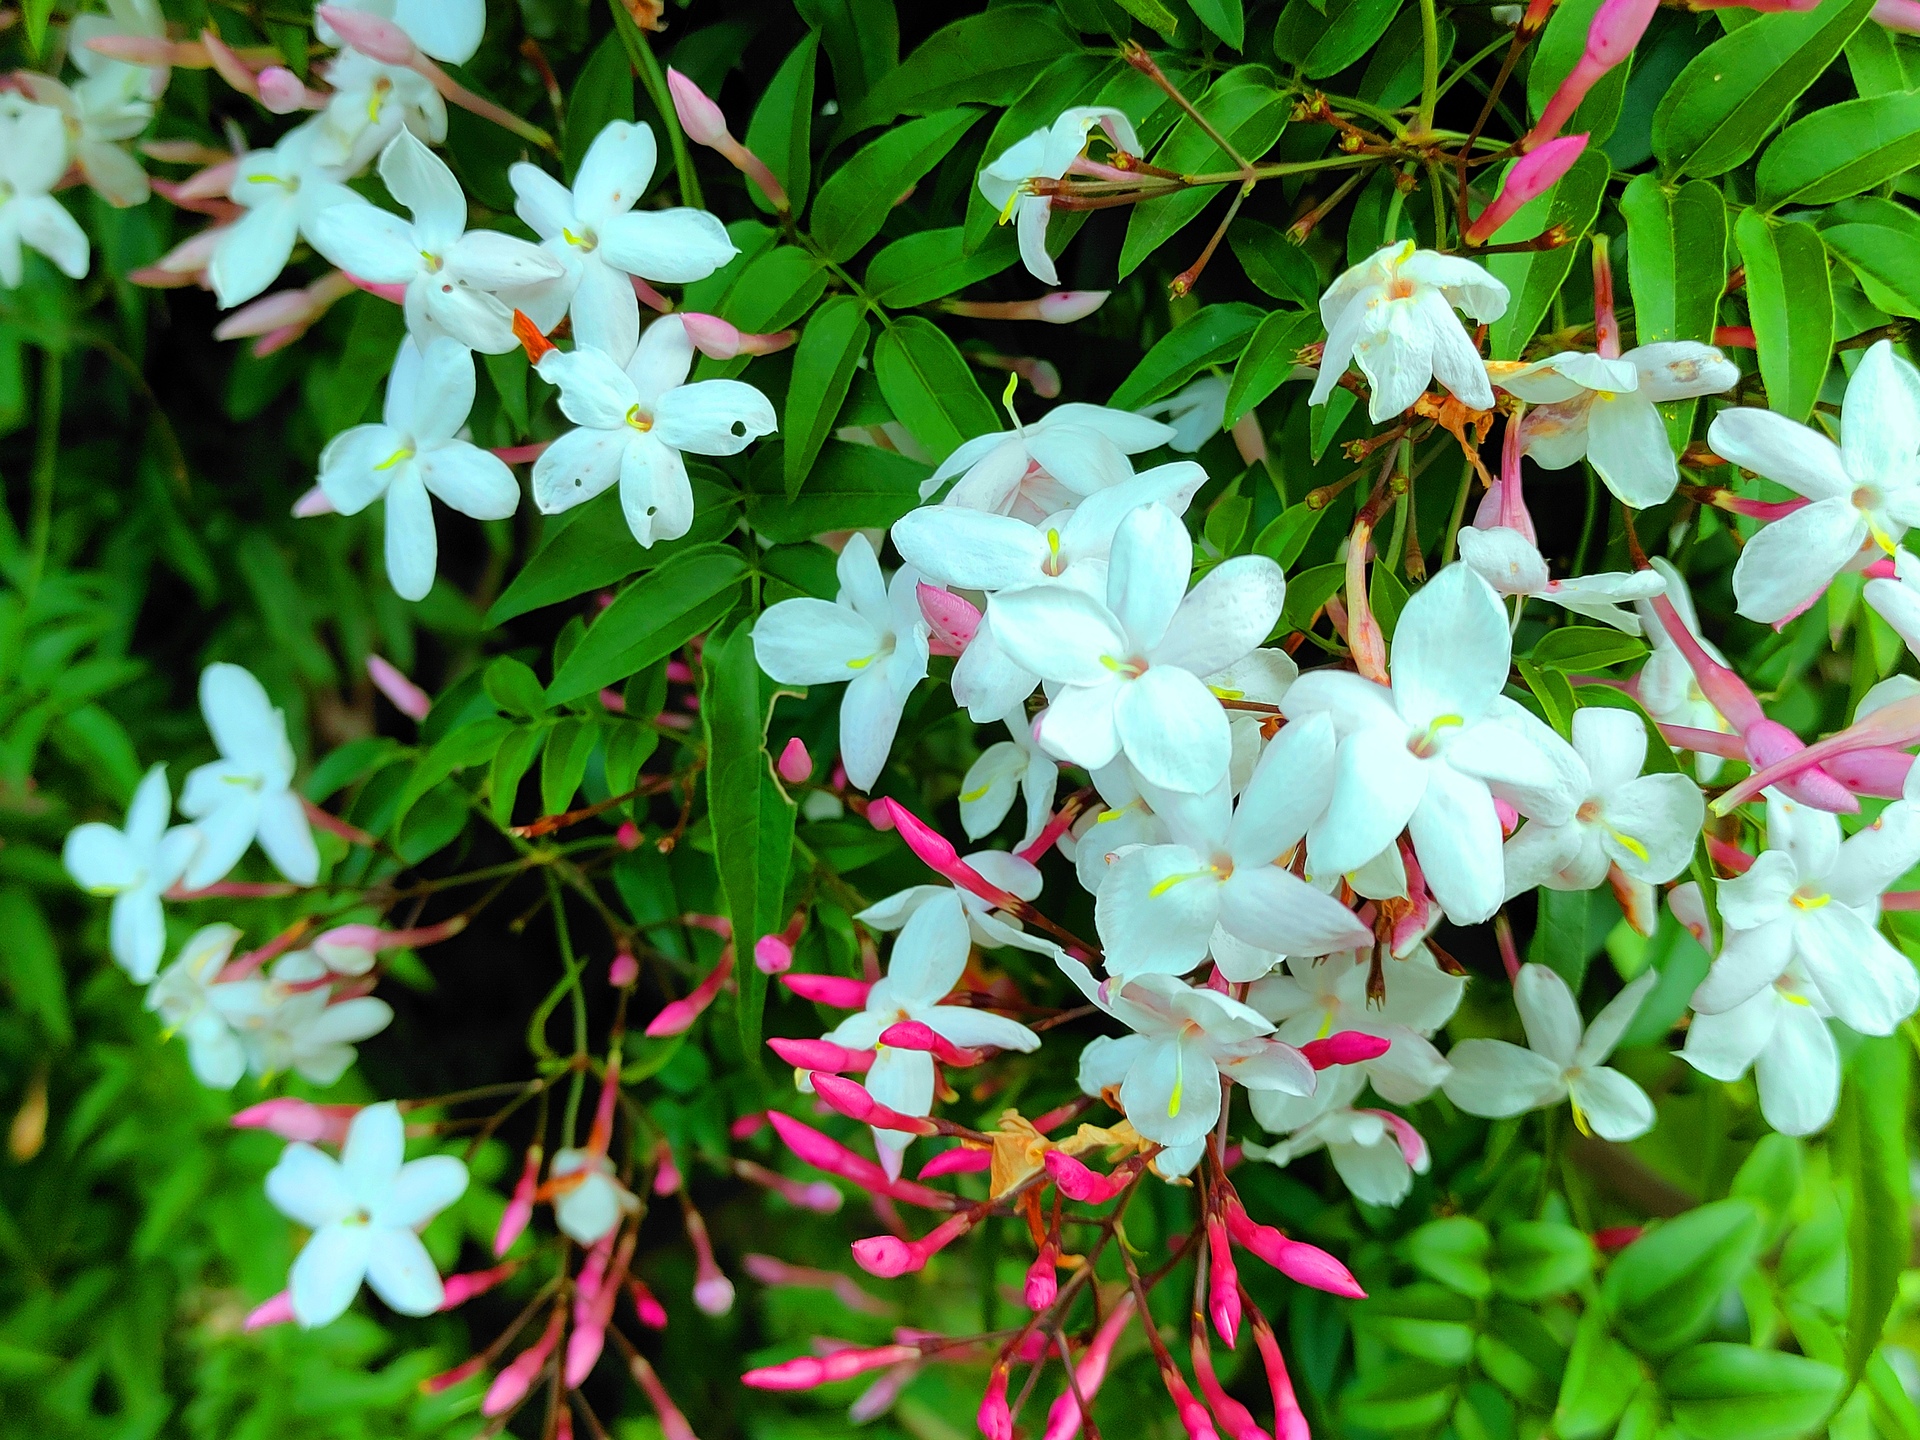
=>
[1282,563,1585,924]
[0,96,90,287]
[1713,340,1920,624]
[1502,708,1705,897]
[1248,1067,1431,1207]
[532,317,775,548]
[266,1100,468,1327]
[1499,343,1737,508]
[957,708,1059,849]
[1311,242,1509,422]
[989,503,1286,794]
[978,107,1139,285]
[821,891,1041,1170]
[1093,713,1374,980]
[918,401,1175,518]
[752,535,931,792]
[210,123,359,308]
[62,763,199,982]
[308,129,564,353]
[179,664,319,888]
[319,336,520,601]
[510,121,738,364]
[1443,964,1657,1140]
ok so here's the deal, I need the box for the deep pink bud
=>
[1250,1310,1310,1440]
[292,485,336,518]
[878,1020,983,1067]
[645,945,734,1037]
[731,1111,768,1140]
[755,934,794,974]
[743,1343,920,1390]
[441,1263,515,1310]
[422,1352,488,1394]
[780,972,872,1008]
[610,950,640,986]
[1191,1328,1262,1440]
[1526,0,1655,147]
[317,5,420,64]
[778,737,813,783]
[232,1098,357,1146]
[1042,1294,1135,1440]
[1300,1031,1392,1069]
[367,654,432,720]
[1044,1149,1127,1203]
[1225,1201,1366,1298]
[667,67,731,145]
[615,822,643,852]
[875,799,1018,908]
[1207,1215,1241,1348]
[767,1036,874,1072]
[244,1291,295,1331]
[852,1210,973,1277]
[493,1144,542,1256]
[1467,135,1587,243]
[918,583,981,655]
[813,1072,939,1134]
[979,1366,1013,1440]
[630,1277,670,1328]
[766,1111,953,1208]
[918,1147,990,1179]
[1024,1245,1059,1310]
[1594,1225,1643,1253]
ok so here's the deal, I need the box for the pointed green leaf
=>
[783,296,871,496]
[1735,207,1832,424]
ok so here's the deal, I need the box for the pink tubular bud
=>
[737,1158,843,1213]
[667,67,731,145]
[767,1036,875,1072]
[812,1073,939,1134]
[199,27,260,98]
[587,1051,622,1156]
[878,1020,983,1067]
[731,1111,768,1140]
[615,822,643,852]
[566,1232,634,1387]
[482,1309,564,1417]
[244,1290,296,1331]
[1528,0,1656,147]
[684,1204,735,1316]
[918,583,981,656]
[1207,1215,1241,1348]
[422,1352,488,1394]
[292,484,336,518]
[627,1349,699,1440]
[765,1112,953,1208]
[780,972,872,1008]
[256,66,321,112]
[316,5,421,65]
[873,799,1018,909]
[778,737,813,784]
[852,1210,974,1277]
[88,34,201,67]
[1038,290,1112,324]
[1225,1201,1366,1298]
[1043,1294,1136,1440]
[440,1263,516,1311]
[680,311,797,359]
[1044,1149,1128,1204]
[654,1139,683,1195]
[231,1098,357,1146]
[743,1342,920,1391]
[645,945,735,1037]
[755,934,794,974]
[1024,1244,1059,1311]
[918,1146,990,1179]
[630,1277,670,1328]
[1877,0,1920,30]
[1191,1329,1262,1440]
[494,1145,542,1257]
[610,950,640,986]
[1466,135,1587,243]
[1300,1031,1392,1069]
[979,1366,1014,1440]
[1249,1308,1310,1440]
[367,654,432,720]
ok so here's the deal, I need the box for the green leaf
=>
[1109,302,1266,410]
[1526,885,1614,989]
[1355,1285,1479,1366]
[1485,150,1611,360]
[811,109,983,262]
[1516,658,1577,739]
[488,725,543,827]
[1252,502,1326,570]
[1311,384,1358,461]
[1190,0,1245,47]
[481,347,530,437]
[21,0,53,56]
[1225,309,1318,425]
[326,293,406,435]
[1620,175,1726,448]
[872,316,999,462]
[1833,1035,1910,1385]
[1274,0,1405,77]
[1731,1131,1803,1242]
[564,31,636,183]
[1601,1199,1766,1356]
[1204,485,1251,554]
[540,718,597,817]
[1405,1217,1493,1299]
[0,885,67,1044]
[546,547,747,705]
[1282,562,1346,631]
[744,32,818,214]
[847,7,1072,128]
[1492,1222,1593,1300]
[484,657,547,719]
[750,438,930,541]
[1822,206,1920,317]
[1112,0,1181,35]
[719,245,829,335]
[794,0,898,114]
[1757,92,1920,210]
[603,721,658,797]
[1735,208,1832,425]
[1554,1306,1641,1440]
[1845,24,1914,97]
[783,296,871,497]
[393,717,513,834]
[1228,219,1322,307]
[1662,1344,1845,1440]
[1119,67,1289,278]
[485,479,737,625]
[1527,0,1631,142]
[864,226,1020,308]
[703,625,797,1065]
[306,736,405,802]
[1340,1362,1460,1432]
[1652,0,1879,179]
[1531,625,1651,672]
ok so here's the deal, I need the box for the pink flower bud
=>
[778,737,813,784]
[768,1036,875,1073]
[244,1290,296,1331]
[256,66,318,113]
[852,1209,973,1277]
[765,1112,953,1208]
[615,822,643,851]
[1043,1294,1135,1440]
[645,946,734,1036]
[918,1147,990,1180]
[198,27,261,98]
[1594,1225,1643,1252]
[681,312,743,358]
[291,484,336,517]
[1024,1245,1058,1310]
[754,934,794,973]
[1300,1031,1392,1069]
[494,1145,542,1257]
[482,1310,563,1417]
[694,1273,736,1315]
[1044,1149,1128,1203]
[780,972,873,1008]
[1191,1329,1262,1440]
[667,67,732,146]
[979,1366,1013,1440]
[630,1277,670,1328]
[731,1111,768,1140]
[874,799,1019,910]
[1466,135,1588,243]
[1037,290,1111,324]
[565,1232,633,1387]
[1527,0,1656,146]
[1361,1108,1432,1173]
[654,1140,683,1195]
[878,1020,982,1067]
[918,583,980,656]
[610,950,640,986]
[232,1098,357,1146]
[587,1052,622,1156]
[423,1352,489,1394]
[627,1350,699,1440]
[367,654,432,720]
[1249,1309,1310,1440]
[813,1072,939,1134]
[1878,0,1920,31]
[1207,1215,1241,1348]
[1225,1201,1366,1298]
[317,5,421,65]
[440,1263,515,1310]
[743,1343,921,1390]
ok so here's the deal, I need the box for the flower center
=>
[420,251,443,273]
[562,226,598,252]
[1790,886,1830,911]
[1041,528,1064,577]
[1407,714,1463,759]
[625,404,653,432]
[1099,654,1148,679]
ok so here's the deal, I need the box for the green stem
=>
[26,348,60,597]
[547,870,589,1143]
[1415,0,1442,139]
[1441,454,1475,566]
[611,1,703,210]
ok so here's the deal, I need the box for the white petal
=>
[377,1154,468,1230]
[1513,963,1581,1068]
[1573,969,1658,1068]
[1106,504,1191,653]
[573,119,656,225]
[1391,562,1508,729]
[752,599,879,683]
[619,435,693,547]
[341,1100,407,1201]
[1680,990,1776,1081]
[1841,341,1920,488]
[1709,406,1851,501]
[1715,849,1798,931]
[1095,844,1218,978]
[266,1142,355,1229]
[1732,496,1870,626]
[538,346,640,430]
[394,0,484,63]
[1692,918,1793,1014]
[1567,1067,1654,1140]
[364,1227,445,1316]
[839,661,910,791]
[569,251,641,363]
[1121,1033,1221,1149]
[532,425,626,513]
[383,468,438,601]
[1754,1002,1839,1136]
[290,1222,372,1327]
[1115,665,1232,794]
[990,586,1128,686]
[1441,1039,1566,1116]
[888,890,970,1005]
[379,130,464,250]
[1795,905,1919,1035]
[921,1005,1041,1052]
[1631,341,1739,403]
[1308,731,1428,878]
[598,207,739,284]
[200,663,290,777]
[419,444,519,520]
[64,822,140,894]
[652,379,778,457]
[1154,556,1285,677]
[1218,865,1372,957]
[255,789,319,885]
[309,200,419,283]
[209,199,299,308]
[1230,711,1335,863]
[1407,761,1504,924]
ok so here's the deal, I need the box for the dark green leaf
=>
[1405,1217,1493,1299]
[783,296,871,497]
[1758,92,1920,209]
[1661,1344,1845,1440]
[564,32,637,184]
[1190,0,1246,48]
[1229,218,1322,307]
[0,885,67,1044]
[864,227,1019,308]
[872,316,999,461]
[546,546,748,705]
[1204,485,1251,554]
[1492,1222,1593,1300]
[1735,208,1832,424]
[1112,0,1181,35]
[744,33,818,215]
[1274,0,1405,78]
[1486,150,1611,360]
[306,736,406,803]
[1833,1035,1910,1384]
[326,293,406,436]
[1516,659,1578,739]
[1109,302,1266,410]
[1526,885,1615,989]
[811,109,983,263]
[1284,562,1347,630]
[393,717,513,834]
[484,657,547,719]
[1621,174,1727,447]
[719,245,829,334]
[847,7,1072,129]
[750,438,930,541]
[1354,1285,1479,1366]
[1226,309,1318,425]
[603,721,658,797]
[488,725,543,827]
[1339,1362,1460,1432]
[1602,1199,1766,1356]
[794,0,898,114]
[539,717,597,817]
[1819,198,1920,317]
[22,0,53,54]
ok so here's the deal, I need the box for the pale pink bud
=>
[587,1052,622,1156]
[1362,1108,1432,1173]
[1207,1215,1241,1348]
[685,1204,735,1315]
[133,226,225,285]
[627,1350,699,1440]
[754,934,794,973]
[667,67,731,146]
[232,1098,356,1146]
[767,1036,874,1072]
[1043,1294,1135,1440]
[654,1140,683,1195]
[256,66,317,113]
[1038,290,1111,323]
[244,1290,296,1331]
[199,28,261,98]
[778,737,813,784]
[493,1144,542,1257]
[979,1366,1013,1440]
[565,1232,632,1386]
[1024,1245,1058,1310]
[440,1264,515,1310]
[175,158,240,202]
[1467,135,1587,243]
[813,1073,939,1134]
[1044,1149,1127,1203]
[482,1310,563,1416]
[1299,1031,1392,1069]
[737,1159,843,1214]
[682,312,744,358]
[743,1343,920,1390]
[918,1147,990,1180]
[1878,0,1920,31]
[1225,1201,1366,1298]
[292,484,335,518]
[367,654,432,720]
[644,946,734,1036]
[610,950,640,986]
[918,582,980,656]
[344,273,409,304]
[779,972,872,1008]
[693,1273,736,1316]
[317,5,421,65]
[86,34,193,66]
[630,1277,669,1328]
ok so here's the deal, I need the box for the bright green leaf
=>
[811,109,983,262]
[1735,207,1832,424]
[546,547,747,705]
[783,296,871,497]
[872,316,999,461]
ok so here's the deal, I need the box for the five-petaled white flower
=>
[1282,563,1584,924]
[918,399,1175,518]
[978,107,1139,285]
[821,891,1041,1171]
[1713,341,1920,625]
[957,708,1059,850]
[319,336,520,601]
[179,664,319,888]
[1443,965,1657,1140]
[1311,242,1508,422]
[266,1100,469,1328]
[511,121,738,364]
[209,122,359,308]
[317,0,486,64]
[308,129,564,353]
[1247,1067,1431,1207]
[752,535,931,792]
[989,503,1286,795]
[0,96,90,287]
[311,48,446,174]
[532,317,775,548]
[62,764,200,982]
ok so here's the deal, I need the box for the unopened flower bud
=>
[1527,0,1656,147]
[292,485,336,518]
[767,1036,874,1072]
[779,972,872,1008]
[1025,1244,1059,1310]
[256,66,315,113]
[1038,290,1111,323]
[440,1263,515,1310]
[493,1144,542,1256]
[666,67,731,146]
[812,1072,939,1134]
[610,950,640,986]
[851,1209,973,1277]
[1207,1214,1241,1348]
[1044,1148,1128,1203]
[743,1343,920,1390]
[232,1098,357,1146]
[366,654,432,720]
[630,1277,670,1328]
[1466,135,1587,243]
[778,737,813,783]
[979,1365,1013,1440]
[919,1146,991,1179]
[1300,1031,1393,1069]
[316,4,421,65]
[754,934,794,973]
[918,583,981,656]
[244,1290,296,1331]
[878,1019,983,1067]
[482,1310,563,1416]
[1225,1201,1366,1298]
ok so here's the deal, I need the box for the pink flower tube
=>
[1466,136,1588,243]
[1300,1031,1393,1069]
[1225,1201,1366,1298]
[780,972,872,1008]
[1527,0,1658,148]
[1042,1293,1137,1440]
[742,1342,921,1390]
[645,945,734,1037]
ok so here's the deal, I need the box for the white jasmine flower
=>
[510,121,738,364]
[1442,965,1658,1140]
[918,400,1175,517]
[307,130,564,353]
[752,535,930,791]
[265,1101,468,1327]
[319,337,520,602]
[1713,341,1920,624]
[310,48,446,174]
[1311,242,1508,421]
[145,923,261,1088]
[1681,938,1837,1136]
[1247,1068,1431,1207]
[179,664,318,889]
[0,96,89,286]
[62,764,200,982]
[957,708,1058,849]
[208,122,359,308]
[977,107,1139,285]
[234,951,394,1085]
[1137,375,1227,454]
[549,1148,640,1244]
[1456,524,1665,632]
[14,68,153,208]
[532,317,774,548]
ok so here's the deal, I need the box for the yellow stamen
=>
[1790,891,1831,911]
[1148,869,1214,898]
[626,404,653,432]
[1609,829,1649,863]
[1210,686,1246,700]
[845,654,877,671]
[957,782,993,803]
[1002,372,1019,409]
[1315,1010,1335,1040]
[1869,520,1899,556]
[1569,1095,1592,1137]
[1093,807,1126,825]
[1781,988,1812,1007]
[996,186,1023,225]
[375,446,414,471]
[1168,1043,1185,1117]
